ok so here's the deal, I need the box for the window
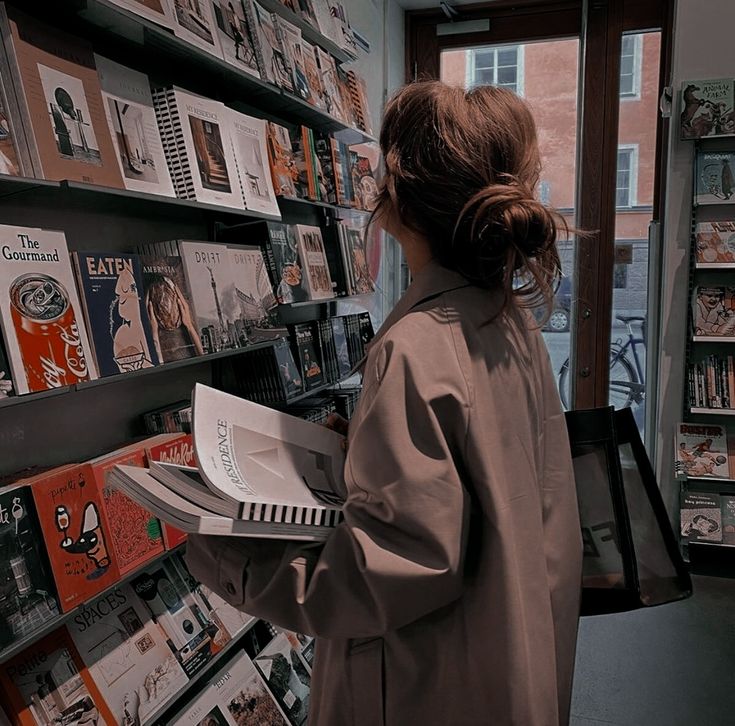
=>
[613,264,628,289]
[619,34,641,98]
[466,46,524,95]
[616,146,638,208]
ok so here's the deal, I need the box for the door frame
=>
[405,0,673,411]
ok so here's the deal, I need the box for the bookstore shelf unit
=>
[0,0,378,720]
[0,544,184,667]
[681,135,735,565]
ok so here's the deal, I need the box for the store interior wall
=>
[655,0,732,522]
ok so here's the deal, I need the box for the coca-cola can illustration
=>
[10,273,90,391]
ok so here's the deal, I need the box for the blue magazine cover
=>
[74,252,160,376]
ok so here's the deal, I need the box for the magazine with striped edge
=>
[153,85,243,208]
[109,383,345,541]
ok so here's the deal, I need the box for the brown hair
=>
[374,81,566,314]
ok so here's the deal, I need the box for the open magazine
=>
[109,384,347,540]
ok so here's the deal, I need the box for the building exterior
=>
[441,33,661,319]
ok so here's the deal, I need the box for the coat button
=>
[225,581,236,596]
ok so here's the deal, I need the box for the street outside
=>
[541,327,648,435]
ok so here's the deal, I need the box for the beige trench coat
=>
[187,261,583,726]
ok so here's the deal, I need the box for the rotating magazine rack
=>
[0,1,378,724]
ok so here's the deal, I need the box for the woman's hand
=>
[325,413,349,451]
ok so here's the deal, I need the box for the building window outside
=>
[616,145,639,208]
[613,264,629,289]
[619,34,642,98]
[465,45,524,95]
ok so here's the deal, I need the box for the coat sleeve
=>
[186,329,472,639]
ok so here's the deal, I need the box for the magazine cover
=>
[107,0,176,28]
[695,151,735,205]
[168,87,243,208]
[722,495,735,545]
[277,18,311,101]
[170,0,223,57]
[314,46,348,122]
[290,126,318,199]
[692,286,735,337]
[344,227,374,294]
[314,133,337,204]
[228,245,286,342]
[274,339,303,398]
[140,254,205,362]
[0,69,24,175]
[87,444,166,575]
[293,225,334,300]
[0,483,59,647]
[95,55,176,197]
[29,465,121,613]
[229,110,280,216]
[266,121,298,197]
[350,146,379,211]
[311,0,338,40]
[0,332,15,398]
[263,224,309,304]
[0,6,124,186]
[253,631,311,726]
[178,240,240,353]
[675,423,730,479]
[330,316,352,377]
[0,225,97,394]
[301,41,326,110]
[680,492,723,542]
[0,628,117,726]
[327,1,357,55]
[73,252,160,377]
[68,582,189,724]
[211,0,260,77]
[681,79,735,140]
[130,558,222,679]
[249,0,293,90]
[171,652,288,726]
[292,322,324,390]
[695,221,735,265]
[193,583,256,641]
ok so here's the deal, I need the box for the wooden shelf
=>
[0,544,184,665]
[0,341,280,410]
[692,336,735,343]
[695,263,735,269]
[690,407,735,415]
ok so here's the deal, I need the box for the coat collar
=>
[363,260,471,360]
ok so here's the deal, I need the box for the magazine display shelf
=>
[0,544,184,666]
[62,0,376,144]
[143,619,259,726]
[0,176,370,223]
[256,0,357,64]
[0,340,279,410]
[0,1,379,720]
[681,136,735,564]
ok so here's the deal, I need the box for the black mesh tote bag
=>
[565,406,692,616]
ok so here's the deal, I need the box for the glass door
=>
[608,31,662,439]
[440,38,580,399]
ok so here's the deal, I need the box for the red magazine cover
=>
[0,627,116,726]
[145,433,197,549]
[86,444,165,576]
[29,464,121,613]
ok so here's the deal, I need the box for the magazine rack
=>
[0,1,380,723]
[680,135,735,569]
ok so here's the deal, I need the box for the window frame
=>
[616,144,640,208]
[405,0,672,411]
[619,32,642,100]
[464,45,526,95]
